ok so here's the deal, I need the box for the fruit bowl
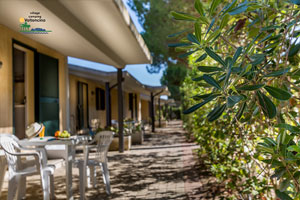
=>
[55,130,71,139]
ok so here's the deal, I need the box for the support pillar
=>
[134,94,138,121]
[158,97,161,128]
[105,82,111,127]
[151,92,155,132]
[117,69,124,153]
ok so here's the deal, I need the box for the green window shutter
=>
[36,53,59,136]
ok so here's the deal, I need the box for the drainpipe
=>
[158,97,161,128]
[151,92,155,132]
[105,82,111,127]
[117,69,124,153]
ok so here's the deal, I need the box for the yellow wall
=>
[69,77,145,128]
[69,75,106,130]
[0,24,67,134]
[110,89,134,122]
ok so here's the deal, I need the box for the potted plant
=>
[108,122,132,151]
[132,122,144,144]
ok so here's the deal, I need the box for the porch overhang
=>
[0,0,152,68]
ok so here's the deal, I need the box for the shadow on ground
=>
[0,120,225,200]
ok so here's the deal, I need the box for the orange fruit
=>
[55,131,60,138]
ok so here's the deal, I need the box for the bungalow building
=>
[0,0,152,152]
[68,64,169,134]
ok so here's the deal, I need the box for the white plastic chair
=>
[0,134,55,200]
[74,131,114,198]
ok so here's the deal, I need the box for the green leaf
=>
[192,76,204,81]
[205,47,226,67]
[228,3,248,15]
[232,102,246,122]
[257,91,276,119]
[291,0,300,5]
[275,190,293,200]
[258,33,273,44]
[264,68,290,77]
[251,54,265,66]
[257,144,274,154]
[220,13,230,30]
[262,137,277,147]
[207,104,220,118]
[279,179,291,192]
[168,43,192,47]
[261,25,281,32]
[236,84,264,91]
[287,145,300,153]
[178,50,197,58]
[197,16,209,25]
[203,74,222,90]
[288,43,300,57]
[195,0,205,16]
[198,66,223,72]
[187,33,200,45]
[224,66,232,88]
[192,93,214,100]
[206,18,215,36]
[171,11,197,21]
[272,168,286,180]
[168,29,190,38]
[206,29,221,42]
[262,42,279,51]
[210,0,221,16]
[264,86,291,101]
[194,23,202,43]
[222,0,238,15]
[227,95,243,108]
[232,47,243,63]
[196,53,207,62]
[208,104,226,122]
[183,94,219,114]
[276,123,300,133]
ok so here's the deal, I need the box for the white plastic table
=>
[19,137,76,200]
[0,150,7,197]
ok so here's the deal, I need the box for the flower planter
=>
[109,135,131,151]
[132,130,143,145]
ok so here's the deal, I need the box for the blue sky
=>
[68,0,164,87]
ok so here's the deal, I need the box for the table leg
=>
[66,145,73,200]
[0,156,7,196]
[81,146,88,199]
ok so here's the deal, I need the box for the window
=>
[129,93,133,111]
[96,88,105,110]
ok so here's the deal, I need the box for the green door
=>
[36,53,59,136]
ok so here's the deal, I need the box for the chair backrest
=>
[0,134,22,172]
[94,131,114,163]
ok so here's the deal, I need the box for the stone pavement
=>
[0,120,224,200]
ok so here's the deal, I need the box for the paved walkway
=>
[1,120,224,199]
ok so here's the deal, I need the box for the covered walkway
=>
[0,121,224,199]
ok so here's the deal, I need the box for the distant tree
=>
[128,0,196,73]
[128,0,194,101]
[161,63,187,101]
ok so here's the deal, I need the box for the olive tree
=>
[170,0,300,198]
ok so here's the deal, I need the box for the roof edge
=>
[113,0,152,64]
[68,64,168,95]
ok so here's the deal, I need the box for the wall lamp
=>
[0,61,2,69]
